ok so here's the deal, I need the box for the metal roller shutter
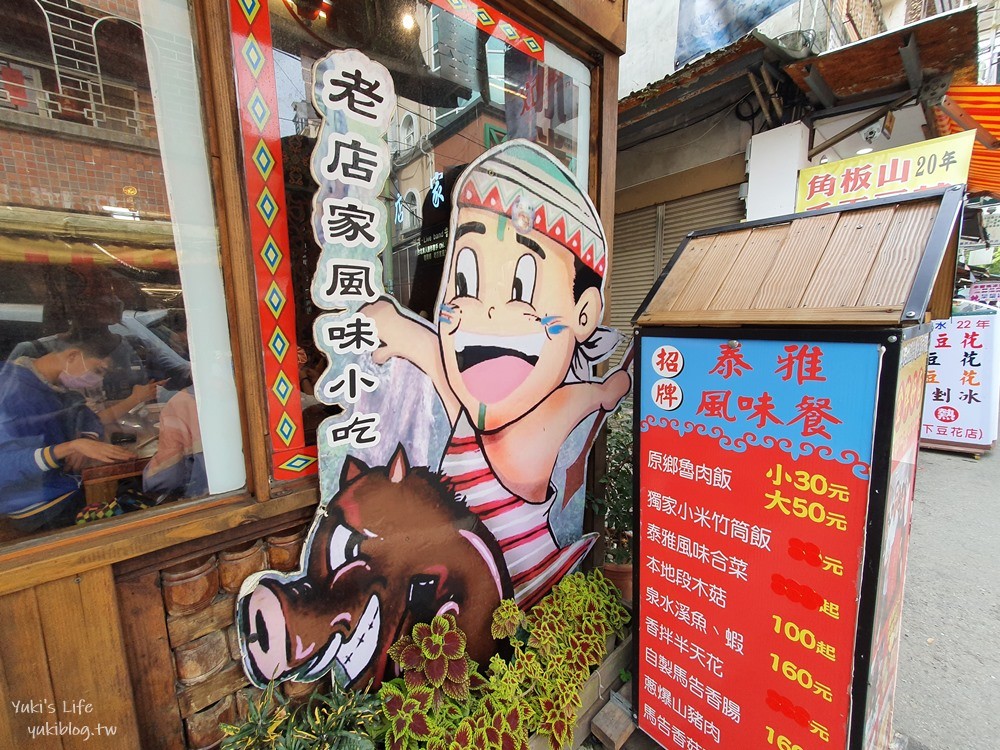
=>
[660,185,745,267]
[608,206,658,363]
[605,185,745,363]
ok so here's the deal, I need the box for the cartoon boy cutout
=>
[364,140,631,608]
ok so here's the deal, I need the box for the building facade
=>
[0,0,626,747]
[608,1,982,344]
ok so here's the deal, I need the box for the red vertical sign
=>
[637,335,883,750]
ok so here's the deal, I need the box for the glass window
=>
[400,113,417,150]
[0,0,245,543]
[234,0,593,479]
[402,191,420,234]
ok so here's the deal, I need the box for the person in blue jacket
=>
[0,328,135,532]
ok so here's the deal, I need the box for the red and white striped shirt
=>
[440,412,596,610]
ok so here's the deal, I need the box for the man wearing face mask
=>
[0,328,135,532]
[8,268,187,423]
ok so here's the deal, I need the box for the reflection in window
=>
[0,0,244,542]
[264,0,592,385]
[0,0,156,139]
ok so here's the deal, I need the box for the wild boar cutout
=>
[237,139,632,692]
[237,445,512,689]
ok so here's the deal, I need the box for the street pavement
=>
[615,446,1000,750]
[891,446,1000,750]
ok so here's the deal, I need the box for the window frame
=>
[0,0,622,594]
[221,0,619,495]
[400,113,418,150]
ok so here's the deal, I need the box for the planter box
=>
[528,634,633,750]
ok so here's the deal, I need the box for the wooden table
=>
[81,457,152,503]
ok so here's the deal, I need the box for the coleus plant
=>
[380,684,436,750]
[380,669,487,750]
[378,570,629,750]
[494,571,629,750]
[380,614,486,750]
[387,613,474,703]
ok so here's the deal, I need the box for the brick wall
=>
[90,0,140,21]
[0,128,170,217]
[68,0,141,23]
[838,0,886,42]
[905,0,934,24]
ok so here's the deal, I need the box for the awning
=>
[618,6,980,152]
[935,85,1000,197]
[0,235,177,270]
[784,7,979,108]
[618,35,770,149]
[0,205,178,270]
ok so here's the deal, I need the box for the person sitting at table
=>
[143,387,207,501]
[10,326,165,429]
[0,328,135,532]
[8,268,189,422]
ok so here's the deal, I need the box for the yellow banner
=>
[795,130,975,212]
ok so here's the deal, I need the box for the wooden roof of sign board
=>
[633,187,965,328]
[784,7,979,107]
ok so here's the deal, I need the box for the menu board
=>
[636,333,883,750]
[922,313,999,452]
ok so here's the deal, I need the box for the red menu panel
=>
[636,335,883,750]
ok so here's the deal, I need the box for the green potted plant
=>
[589,408,634,603]
[379,571,630,750]
[223,572,630,750]
[379,612,488,750]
